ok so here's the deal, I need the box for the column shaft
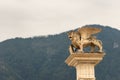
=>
[76,64,95,80]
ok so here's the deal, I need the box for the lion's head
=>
[68,31,81,41]
[68,31,74,40]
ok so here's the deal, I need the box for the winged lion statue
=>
[68,26,103,53]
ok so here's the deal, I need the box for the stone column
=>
[65,53,105,80]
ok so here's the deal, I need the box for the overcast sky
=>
[0,0,120,42]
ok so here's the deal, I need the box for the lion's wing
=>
[78,27,102,39]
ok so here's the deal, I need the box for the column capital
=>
[65,53,105,67]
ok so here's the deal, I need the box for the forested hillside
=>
[0,25,120,80]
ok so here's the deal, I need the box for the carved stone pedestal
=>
[65,52,105,80]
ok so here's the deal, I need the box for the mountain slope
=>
[0,25,120,80]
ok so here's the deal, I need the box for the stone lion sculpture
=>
[68,26,103,53]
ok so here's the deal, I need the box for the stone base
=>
[65,52,105,80]
[65,52,105,66]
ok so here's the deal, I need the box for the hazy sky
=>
[0,0,120,42]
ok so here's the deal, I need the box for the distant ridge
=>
[0,24,120,80]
